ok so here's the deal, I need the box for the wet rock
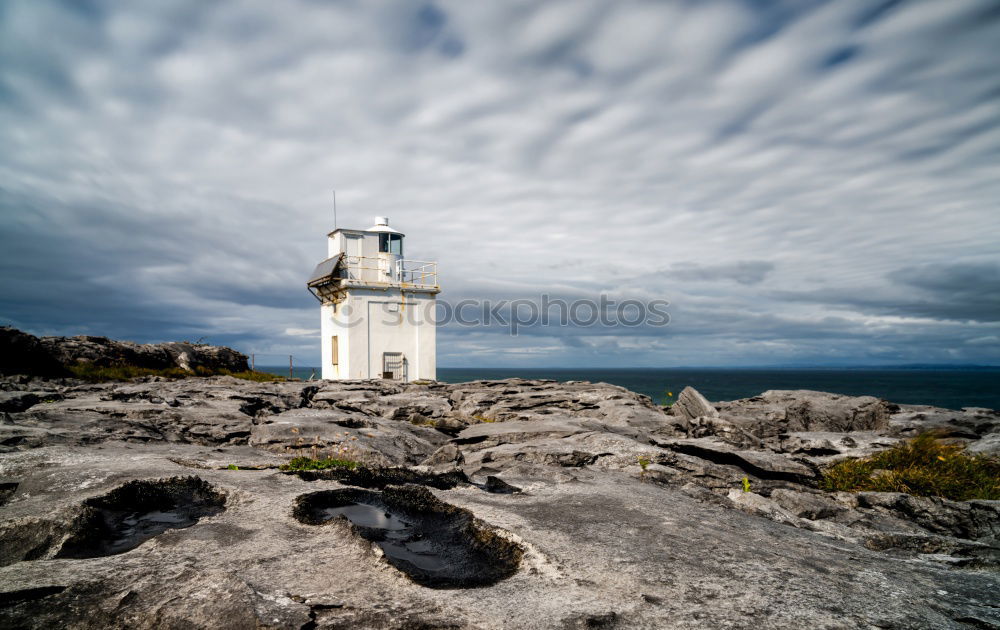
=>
[293,485,523,588]
[56,477,226,559]
[0,372,997,628]
[0,476,225,565]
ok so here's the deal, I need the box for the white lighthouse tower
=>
[307,217,439,381]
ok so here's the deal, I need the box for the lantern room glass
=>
[379,233,403,256]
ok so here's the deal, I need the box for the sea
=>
[258,366,1000,411]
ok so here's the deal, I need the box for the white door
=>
[345,235,363,279]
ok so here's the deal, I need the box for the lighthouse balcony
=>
[307,254,438,303]
[394,259,438,288]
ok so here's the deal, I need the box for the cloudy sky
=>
[1,0,998,367]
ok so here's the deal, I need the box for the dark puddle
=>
[321,503,444,573]
[56,477,225,559]
[294,486,522,588]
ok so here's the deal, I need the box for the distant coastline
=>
[251,365,1000,411]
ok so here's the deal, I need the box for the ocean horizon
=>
[256,366,1000,411]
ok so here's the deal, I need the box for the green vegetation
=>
[226,464,239,470]
[221,370,285,382]
[67,363,284,383]
[819,433,1000,501]
[637,455,651,480]
[472,415,495,423]
[662,390,675,407]
[279,456,359,472]
[69,364,192,381]
[741,476,751,493]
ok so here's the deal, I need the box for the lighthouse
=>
[306,217,439,381]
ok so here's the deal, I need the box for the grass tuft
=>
[67,363,284,383]
[819,433,1000,501]
[222,370,285,382]
[279,456,359,472]
[69,364,193,381]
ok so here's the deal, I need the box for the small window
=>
[378,233,403,256]
[331,336,339,366]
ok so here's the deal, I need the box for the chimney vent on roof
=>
[374,216,388,226]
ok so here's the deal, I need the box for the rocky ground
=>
[0,374,997,629]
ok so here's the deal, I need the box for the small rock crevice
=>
[665,443,815,484]
[0,586,67,609]
[285,465,469,490]
[0,482,18,507]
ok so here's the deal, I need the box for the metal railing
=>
[340,255,382,283]
[332,255,438,288]
[395,259,438,287]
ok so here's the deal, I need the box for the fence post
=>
[251,353,255,372]
[289,355,293,379]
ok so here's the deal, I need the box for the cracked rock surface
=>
[0,375,997,629]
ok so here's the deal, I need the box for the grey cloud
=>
[771,262,1000,324]
[0,0,998,366]
[667,261,776,285]
[890,262,1000,296]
